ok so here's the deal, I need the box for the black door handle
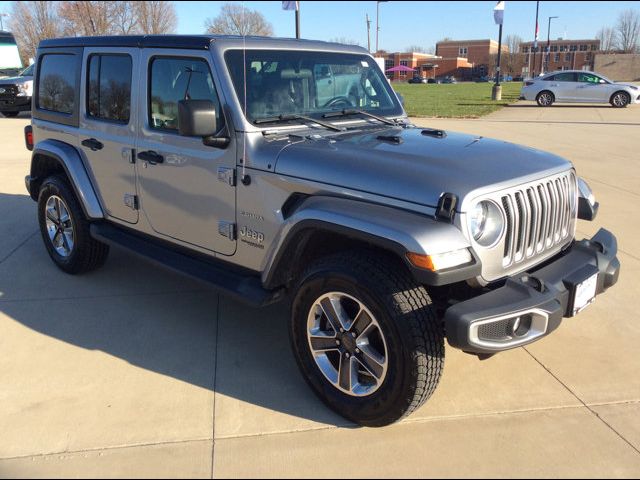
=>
[138,150,164,164]
[81,138,103,151]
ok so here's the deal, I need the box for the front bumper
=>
[445,228,620,354]
[0,96,31,112]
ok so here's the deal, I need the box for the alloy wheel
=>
[307,292,388,397]
[45,195,75,257]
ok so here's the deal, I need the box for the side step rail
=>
[90,222,285,307]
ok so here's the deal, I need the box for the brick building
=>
[377,51,473,81]
[521,39,600,77]
[436,39,507,79]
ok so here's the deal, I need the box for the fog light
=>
[509,314,532,338]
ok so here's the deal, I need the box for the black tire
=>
[536,90,554,107]
[290,250,445,427]
[1,111,20,118]
[37,175,109,274]
[610,91,630,108]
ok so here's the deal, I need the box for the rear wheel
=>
[1,111,20,118]
[37,175,109,274]
[290,251,445,427]
[610,91,630,108]
[536,91,554,107]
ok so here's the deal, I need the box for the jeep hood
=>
[274,126,572,210]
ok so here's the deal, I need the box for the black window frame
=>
[33,48,82,127]
[85,53,133,125]
[147,54,225,136]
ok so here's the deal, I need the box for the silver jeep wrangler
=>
[24,35,620,427]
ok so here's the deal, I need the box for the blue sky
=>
[1,1,638,52]
[173,1,640,51]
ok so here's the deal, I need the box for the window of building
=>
[524,54,529,63]
[459,46,468,57]
[579,44,588,51]
[554,53,560,62]
[87,54,132,123]
[560,45,568,52]
[149,56,224,132]
[570,45,578,52]
[591,44,598,51]
[586,52,592,61]
[565,53,571,62]
[523,46,529,53]
[37,54,77,114]
[551,45,558,52]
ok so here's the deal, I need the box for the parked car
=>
[427,78,440,84]
[520,70,640,107]
[25,35,619,427]
[0,63,34,117]
[512,75,524,82]
[407,75,427,84]
[442,76,457,84]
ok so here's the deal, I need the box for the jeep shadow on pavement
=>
[23,35,620,427]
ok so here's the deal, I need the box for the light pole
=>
[375,1,388,53]
[544,16,558,74]
[0,13,8,31]
[366,13,371,52]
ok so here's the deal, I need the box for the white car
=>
[520,70,640,108]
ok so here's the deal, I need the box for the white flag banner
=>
[493,1,505,25]
[282,1,298,10]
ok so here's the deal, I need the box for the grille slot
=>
[0,84,18,98]
[501,171,576,268]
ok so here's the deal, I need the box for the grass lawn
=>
[393,82,524,118]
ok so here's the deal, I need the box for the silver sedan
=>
[520,70,640,107]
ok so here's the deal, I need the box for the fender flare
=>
[262,196,480,288]
[29,139,104,219]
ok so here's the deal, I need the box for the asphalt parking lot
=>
[1,102,640,478]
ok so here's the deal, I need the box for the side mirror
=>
[599,79,606,84]
[178,99,217,137]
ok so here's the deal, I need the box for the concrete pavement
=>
[0,104,639,478]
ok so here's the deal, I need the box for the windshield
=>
[0,33,22,71]
[225,49,403,124]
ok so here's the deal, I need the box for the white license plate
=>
[573,273,598,315]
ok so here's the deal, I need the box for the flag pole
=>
[295,1,300,39]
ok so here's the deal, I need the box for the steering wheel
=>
[322,96,354,108]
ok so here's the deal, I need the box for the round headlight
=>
[468,200,504,247]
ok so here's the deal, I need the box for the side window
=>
[87,54,132,123]
[37,54,76,114]
[149,56,224,132]
[554,72,576,82]
[578,72,600,84]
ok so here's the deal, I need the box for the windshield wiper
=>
[254,114,343,132]
[322,109,396,126]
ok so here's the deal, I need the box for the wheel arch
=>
[29,139,104,220]
[262,196,481,289]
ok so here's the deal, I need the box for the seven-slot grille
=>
[501,171,577,267]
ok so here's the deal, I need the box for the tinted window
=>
[37,54,77,114]
[149,57,224,132]
[87,54,132,123]
[550,72,576,82]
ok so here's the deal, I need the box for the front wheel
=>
[610,91,630,108]
[290,251,444,427]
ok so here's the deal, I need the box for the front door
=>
[576,72,610,102]
[136,50,237,256]
[79,47,139,224]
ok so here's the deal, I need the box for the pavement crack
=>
[523,347,640,457]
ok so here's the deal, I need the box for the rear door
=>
[546,72,577,101]
[135,49,237,256]
[79,47,139,224]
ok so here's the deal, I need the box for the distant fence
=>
[594,53,640,82]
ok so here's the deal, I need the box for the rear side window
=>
[550,72,576,82]
[87,54,132,123]
[37,54,77,114]
[149,56,224,132]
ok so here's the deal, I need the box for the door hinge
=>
[124,194,139,210]
[217,167,236,187]
[218,221,236,240]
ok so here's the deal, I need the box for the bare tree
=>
[329,37,361,46]
[204,3,273,36]
[405,45,426,53]
[112,1,138,35]
[58,1,118,36]
[596,26,617,53]
[134,1,177,34]
[615,9,640,53]
[9,1,63,65]
[505,34,523,54]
